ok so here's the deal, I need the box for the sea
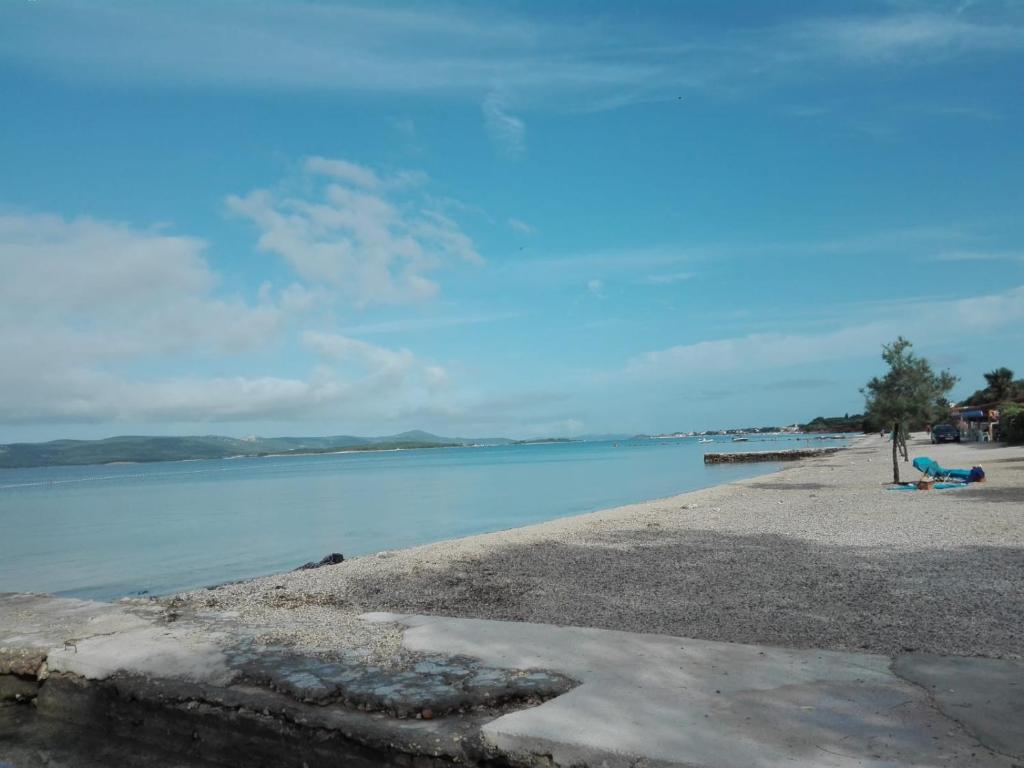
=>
[0,434,851,601]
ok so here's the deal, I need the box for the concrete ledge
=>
[370,613,1023,767]
[0,595,571,766]
[3,594,1022,767]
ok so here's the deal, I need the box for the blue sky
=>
[1,0,1023,441]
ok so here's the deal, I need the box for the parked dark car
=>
[931,424,960,443]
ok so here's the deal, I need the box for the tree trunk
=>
[892,420,900,484]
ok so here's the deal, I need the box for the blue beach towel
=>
[888,482,967,492]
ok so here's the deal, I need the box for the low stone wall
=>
[703,447,841,464]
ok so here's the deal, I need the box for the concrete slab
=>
[47,623,236,685]
[0,595,573,765]
[0,593,155,675]
[0,593,233,685]
[4,594,1019,767]
[893,654,1024,759]
[366,613,1017,767]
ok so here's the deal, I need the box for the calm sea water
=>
[0,435,849,600]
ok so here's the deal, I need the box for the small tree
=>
[862,337,958,484]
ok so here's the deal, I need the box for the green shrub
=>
[1001,404,1024,445]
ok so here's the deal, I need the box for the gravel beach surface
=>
[174,435,1024,659]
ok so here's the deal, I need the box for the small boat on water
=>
[731,436,749,442]
[698,438,714,444]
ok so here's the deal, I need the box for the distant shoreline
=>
[0,437,483,470]
[0,432,855,471]
[0,439,577,471]
[0,442,477,471]
[251,443,459,460]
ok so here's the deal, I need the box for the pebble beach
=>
[172,434,1024,660]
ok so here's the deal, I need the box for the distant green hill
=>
[0,432,515,469]
[800,414,866,433]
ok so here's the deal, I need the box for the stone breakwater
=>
[703,447,842,463]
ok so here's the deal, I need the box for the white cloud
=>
[227,157,481,306]
[508,218,535,235]
[301,331,452,408]
[482,91,526,156]
[423,365,450,390]
[0,211,466,426]
[0,213,282,358]
[0,213,290,423]
[78,331,447,423]
[304,156,382,189]
[302,330,415,373]
[278,283,320,313]
[305,156,429,191]
[624,285,1024,379]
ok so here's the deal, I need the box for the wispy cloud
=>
[639,272,694,285]
[502,246,708,288]
[792,13,1024,63]
[763,378,837,391]
[690,389,737,402]
[482,91,526,156]
[623,284,1024,380]
[933,250,1024,262]
[501,226,981,291]
[5,2,1022,114]
[784,104,833,118]
[926,105,1002,121]
[626,325,885,379]
[391,116,423,154]
[342,311,522,336]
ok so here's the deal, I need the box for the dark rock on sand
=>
[295,552,345,571]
